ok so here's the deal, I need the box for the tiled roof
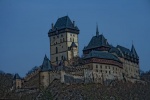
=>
[13,73,21,80]
[53,16,79,31]
[41,55,52,71]
[84,50,121,62]
[117,45,139,59]
[83,34,110,50]
[109,45,123,57]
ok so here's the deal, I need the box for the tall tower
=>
[48,16,79,65]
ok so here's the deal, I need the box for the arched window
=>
[56,47,58,53]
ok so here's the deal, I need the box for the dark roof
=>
[83,34,110,50]
[53,16,79,31]
[70,42,77,48]
[117,45,131,55]
[84,50,121,62]
[109,45,123,57]
[41,55,52,71]
[13,73,21,80]
[117,45,139,59]
[131,44,139,58]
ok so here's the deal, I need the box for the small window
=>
[61,35,63,37]
[60,39,62,43]
[106,71,107,73]
[70,38,72,42]
[56,57,58,63]
[105,66,107,69]
[61,56,63,60]
[96,65,98,68]
[100,65,102,68]
[63,38,65,42]
[73,34,75,37]
[62,46,63,48]
[57,35,59,38]
[56,47,58,53]
[70,34,72,36]
[53,37,55,39]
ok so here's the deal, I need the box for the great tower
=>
[48,16,79,65]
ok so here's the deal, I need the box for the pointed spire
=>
[131,44,139,58]
[44,54,47,59]
[96,24,99,36]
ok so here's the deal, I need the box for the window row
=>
[56,56,65,63]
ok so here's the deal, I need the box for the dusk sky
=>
[0,0,150,77]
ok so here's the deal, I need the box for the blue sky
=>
[0,0,150,77]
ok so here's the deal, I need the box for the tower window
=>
[56,57,58,63]
[70,38,72,42]
[63,38,65,42]
[53,37,55,39]
[61,56,63,60]
[61,35,63,37]
[100,65,102,68]
[56,47,58,53]
[60,39,62,43]
[57,35,59,38]
[96,65,98,68]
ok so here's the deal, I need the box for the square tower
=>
[48,16,80,65]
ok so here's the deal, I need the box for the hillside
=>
[38,80,150,100]
[1,71,150,100]
[0,73,13,98]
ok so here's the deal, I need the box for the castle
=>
[13,16,140,90]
